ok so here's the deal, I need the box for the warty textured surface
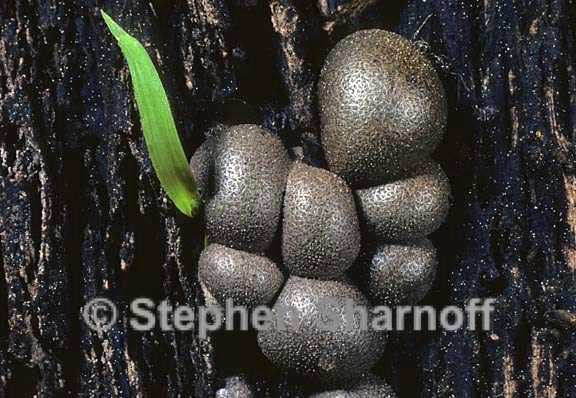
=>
[361,239,438,306]
[189,136,216,200]
[356,161,450,241]
[318,29,447,188]
[189,125,228,200]
[282,163,361,279]
[257,276,387,384]
[215,375,255,398]
[309,374,397,398]
[199,244,284,308]
[205,124,290,253]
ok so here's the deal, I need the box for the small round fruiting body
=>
[199,244,284,308]
[319,29,447,188]
[215,375,254,398]
[283,163,361,279]
[356,161,450,241]
[309,375,397,398]
[202,124,290,253]
[362,239,438,306]
[257,276,386,384]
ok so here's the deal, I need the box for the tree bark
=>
[0,0,575,397]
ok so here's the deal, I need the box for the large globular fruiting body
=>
[361,239,438,306]
[257,276,386,384]
[309,375,397,398]
[191,124,290,253]
[318,29,447,188]
[199,244,284,308]
[356,160,450,241]
[282,163,361,279]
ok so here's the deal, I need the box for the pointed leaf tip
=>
[101,11,201,218]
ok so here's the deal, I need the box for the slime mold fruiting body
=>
[191,27,450,393]
[199,244,284,308]
[282,163,361,279]
[361,239,438,306]
[189,127,219,200]
[356,160,450,241]
[318,29,447,188]
[215,375,254,398]
[204,124,290,253]
[309,374,397,398]
[257,277,386,384]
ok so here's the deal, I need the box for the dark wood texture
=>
[0,0,575,397]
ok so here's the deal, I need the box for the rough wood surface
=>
[0,0,575,397]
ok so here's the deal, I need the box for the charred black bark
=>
[0,0,575,397]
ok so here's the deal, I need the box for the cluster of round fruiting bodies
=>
[193,29,450,397]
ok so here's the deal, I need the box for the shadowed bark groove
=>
[0,0,575,397]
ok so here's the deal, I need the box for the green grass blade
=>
[101,10,200,218]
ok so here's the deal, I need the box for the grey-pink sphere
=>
[199,244,284,308]
[362,239,438,306]
[257,276,386,384]
[191,124,290,253]
[356,161,450,241]
[319,29,447,188]
[283,163,361,279]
